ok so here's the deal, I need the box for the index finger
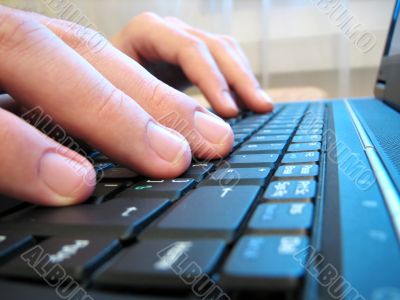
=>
[0,8,191,178]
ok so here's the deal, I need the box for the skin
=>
[0,6,273,206]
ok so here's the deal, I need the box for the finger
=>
[219,34,252,69]
[112,12,240,118]
[164,17,273,112]
[36,14,234,160]
[0,108,96,206]
[165,16,250,65]
[179,28,273,113]
[0,7,191,179]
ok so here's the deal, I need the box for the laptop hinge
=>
[374,81,386,100]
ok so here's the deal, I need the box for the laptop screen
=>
[376,0,400,111]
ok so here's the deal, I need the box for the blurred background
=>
[0,0,395,101]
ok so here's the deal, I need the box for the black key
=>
[288,142,321,152]
[234,133,249,140]
[92,153,112,162]
[204,167,272,186]
[0,235,34,263]
[221,235,308,290]
[257,129,294,135]
[181,162,214,182]
[89,182,127,204]
[301,120,324,126]
[156,186,261,239]
[0,237,120,281]
[232,140,242,150]
[232,123,260,129]
[120,179,195,202]
[225,117,239,126]
[228,154,279,167]
[292,135,322,143]
[233,127,256,134]
[101,167,138,179]
[275,164,319,177]
[239,119,266,126]
[272,118,301,123]
[2,198,170,240]
[248,135,290,144]
[263,124,297,129]
[95,239,225,289]
[282,152,320,164]
[0,196,25,217]
[0,279,151,300]
[244,114,272,121]
[299,124,323,129]
[268,121,298,127]
[264,180,317,201]
[95,163,114,173]
[237,143,285,154]
[234,136,246,144]
[248,203,313,232]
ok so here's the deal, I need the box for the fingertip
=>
[209,91,240,118]
[245,89,274,113]
[222,91,240,116]
[38,151,96,206]
[137,122,192,179]
[147,122,190,163]
[192,110,234,159]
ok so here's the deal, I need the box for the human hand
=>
[112,12,273,117]
[0,7,273,206]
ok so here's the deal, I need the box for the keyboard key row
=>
[264,180,317,201]
[1,197,172,240]
[288,142,321,152]
[0,237,120,281]
[282,152,320,164]
[221,235,308,290]
[123,179,195,202]
[237,143,285,154]
[204,167,272,186]
[95,238,225,289]
[275,164,319,178]
[155,186,261,240]
[249,203,313,232]
[248,135,291,144]
[228,154,279,167]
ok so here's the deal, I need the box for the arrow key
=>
[118,179,196,202]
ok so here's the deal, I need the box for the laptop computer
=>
[0,2,399,300]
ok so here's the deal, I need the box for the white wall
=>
[0,0,395,96]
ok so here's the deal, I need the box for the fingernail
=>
[39,152,95,202]
[223,91,239,113]
[147,121,189,163]
[194,111,233,144]
[257,89,273,104]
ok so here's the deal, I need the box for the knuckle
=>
[220,34,238,45]
[127,11,162,34]
[135,11,161,23]
[207,34,233,52]
[182,36,207,52]
[52,20,106,55]
[0,9,45,54]
[90,83,125,119]
[146,81,171,113]
[164,16,179,23]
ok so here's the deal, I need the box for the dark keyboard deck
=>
[0,102,327,300]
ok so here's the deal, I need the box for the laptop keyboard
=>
[0,102,327,299]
